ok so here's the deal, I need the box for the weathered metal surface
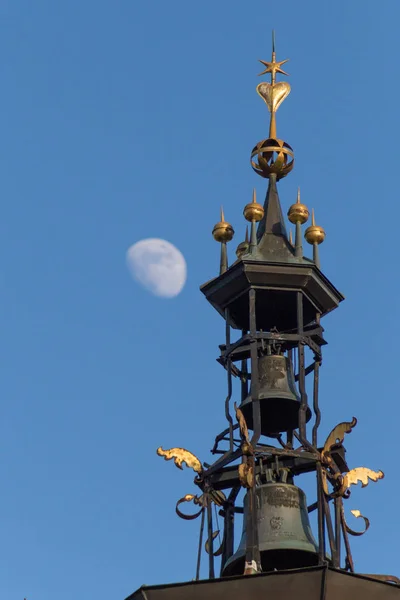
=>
[126,566,400,600]
[150,34,392,594]
[223,483,318,577]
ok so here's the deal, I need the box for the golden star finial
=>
[258,30,289,84]
[258,57,289,79]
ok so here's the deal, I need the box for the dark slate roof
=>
[126,566,400,600]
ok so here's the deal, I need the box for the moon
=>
[126,238,187,298]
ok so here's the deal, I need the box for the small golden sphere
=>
[236,240,249,258]
[243,189,264,222]
[212,221,234,243]
[243,201,264,222]
[305,224,325,245]
[288,202,309,224]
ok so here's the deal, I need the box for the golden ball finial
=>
[243,189,264,222]
[236,226,250,258]
[304,209,325,245]
[212,206,234,243]
[288,188,309,224]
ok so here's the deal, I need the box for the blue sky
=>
[0,2,399,599]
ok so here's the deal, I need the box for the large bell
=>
[222,482,319,577]
[240,353,311,436]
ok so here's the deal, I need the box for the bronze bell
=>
[240,353,311,436]
[222,482,319,577]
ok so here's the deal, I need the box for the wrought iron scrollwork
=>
[175,491,226,521]
[205,530,223,556]
[342,507,370,537]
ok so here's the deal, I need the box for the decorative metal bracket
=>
[205,531,223,557]
[175,490,226,520]
[343,508,370,537]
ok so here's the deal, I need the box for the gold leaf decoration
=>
[322,417,357,461]
[156,447,203,474]
[234,402,250,445]
[205,530,223,556]
[256,81,291,113]
[343,467,384,490]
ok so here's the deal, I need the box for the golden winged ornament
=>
[342,468,384,491]
[321,417,357,463]
[156,447,203,475]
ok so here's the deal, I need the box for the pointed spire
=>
[255,174,295,261]
[257,174,287,240]
[289,229,293,245]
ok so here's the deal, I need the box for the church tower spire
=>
[127,32,398,600]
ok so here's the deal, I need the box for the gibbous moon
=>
[126,238,187,298]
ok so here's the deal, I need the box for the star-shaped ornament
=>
[258,57,289,79]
